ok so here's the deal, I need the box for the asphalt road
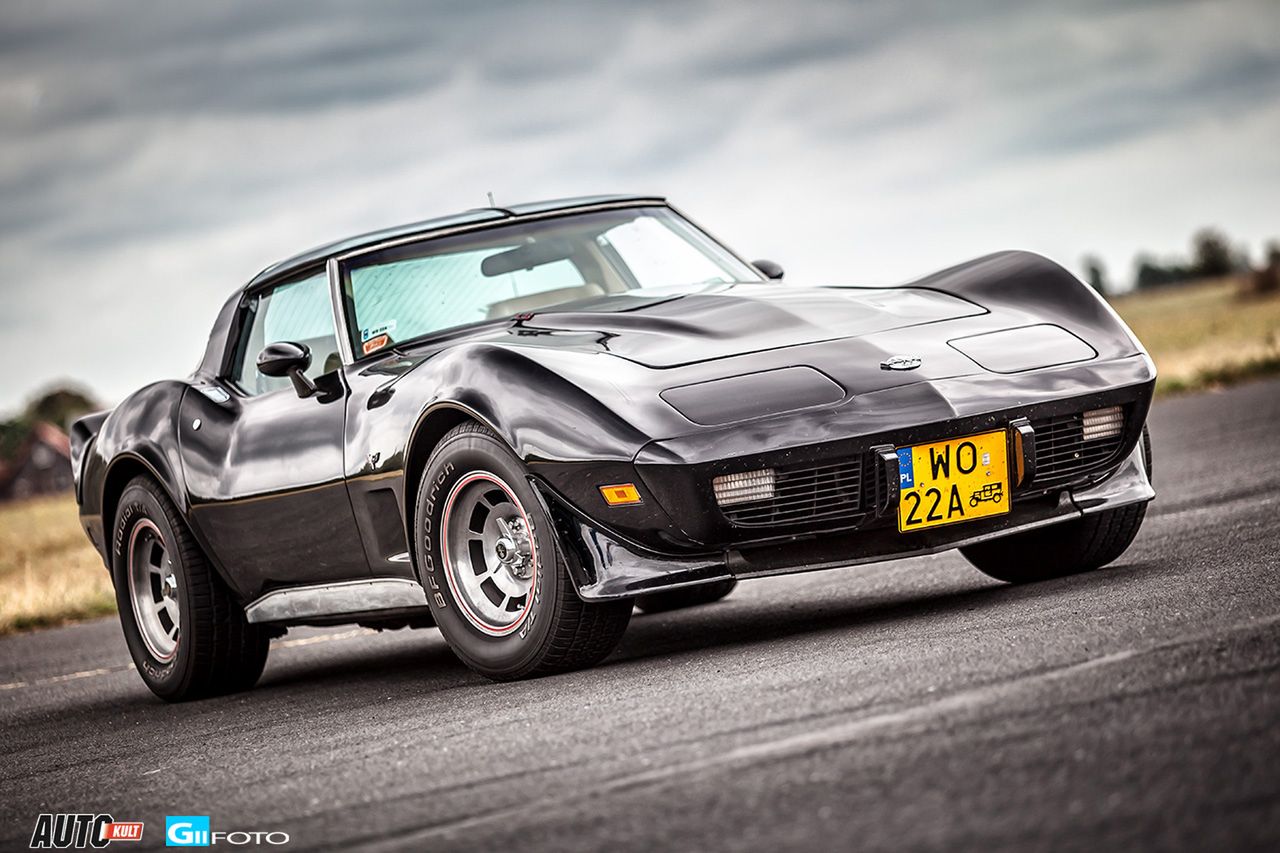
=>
[4,378,1279,852]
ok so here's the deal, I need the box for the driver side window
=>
[231,271,339,396]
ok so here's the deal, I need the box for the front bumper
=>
[530,355,1154,556]
[532,355,1156,601]
[539,436,1154,601]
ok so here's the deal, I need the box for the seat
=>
[485,283,606,319]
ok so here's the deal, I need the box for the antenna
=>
[486,191,496,208]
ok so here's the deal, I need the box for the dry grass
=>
[1109,276,1280,394]
[0,493,115,634]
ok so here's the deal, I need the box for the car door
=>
[179,267,370,600]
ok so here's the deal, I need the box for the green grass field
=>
[0,275,1275,635]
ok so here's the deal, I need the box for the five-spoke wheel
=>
[127,518,181,662]
[112,476,269,701]
[416,422,633,680]
[441,472,538,636]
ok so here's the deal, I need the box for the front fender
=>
[418,344,656,464]
[349,343,660,473]
[344,343,693,574]
[913,250,1145,360]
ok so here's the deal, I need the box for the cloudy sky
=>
[2,0,1278,414]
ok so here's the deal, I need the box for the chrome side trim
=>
[244,578,428,624]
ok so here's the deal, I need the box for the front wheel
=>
[112,476,269,701]
[415,423,632,681]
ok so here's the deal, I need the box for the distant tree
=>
[1190,227,1234,278]
[0,384,101,463]
[1132,227,1253,290]
[1133,253,1192,290]
[1081,255,1109,295]
[1251,239,1280,295]
[0,419,28,463]
[26,386,99,430]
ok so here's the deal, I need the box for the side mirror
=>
[257,341,316,398]
[753,259,785,280]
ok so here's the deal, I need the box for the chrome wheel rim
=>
[440,471,538,636]
[127,519,180,662]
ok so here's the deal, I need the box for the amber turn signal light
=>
[599,483,642,506]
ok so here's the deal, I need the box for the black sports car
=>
[71,195,1155,699]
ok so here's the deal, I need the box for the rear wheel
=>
[636,579,738,614]
[112,476,268,701]
[415,423,632,680]
[960,425,1152,584]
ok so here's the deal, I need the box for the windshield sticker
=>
[361,320,396,342]
[362,334,390,355]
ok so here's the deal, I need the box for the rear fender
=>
[69,410,110,503]
[76,383,234,593]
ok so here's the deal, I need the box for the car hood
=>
[512,283,987,368]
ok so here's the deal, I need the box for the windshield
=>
[341,206,762,357]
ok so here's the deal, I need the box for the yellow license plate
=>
[897,430,1010,533]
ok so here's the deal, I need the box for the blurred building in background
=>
[0,422,73,501]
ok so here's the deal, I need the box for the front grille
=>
[1030,409,1126,488]
[714,403,1128,530]
[720,458,863,527]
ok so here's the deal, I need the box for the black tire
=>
[111,476,269,701]
[414,422,632,681]
[635,579,738,614]
[960,426,1152,584]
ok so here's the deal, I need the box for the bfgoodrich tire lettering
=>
[415,422,632,680]
[111,476,269,701]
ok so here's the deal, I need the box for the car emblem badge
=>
[881,355,923,371]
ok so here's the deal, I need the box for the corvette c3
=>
[70,195,1156,700]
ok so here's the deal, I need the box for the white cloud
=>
[1,0,1277,412]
